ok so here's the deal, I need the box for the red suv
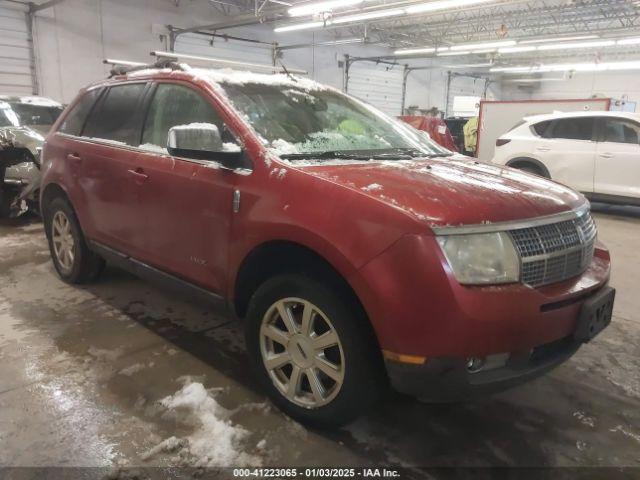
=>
[40,63,614,426]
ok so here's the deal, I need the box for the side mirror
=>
[167,123,243,169]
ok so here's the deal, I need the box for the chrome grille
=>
[509,212,597,287]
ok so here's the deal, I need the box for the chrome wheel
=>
[260,298,345,409]
[51,211,75,273]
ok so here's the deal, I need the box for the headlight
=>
[437,232,520,285]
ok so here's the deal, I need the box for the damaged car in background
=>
[0,95,64,218]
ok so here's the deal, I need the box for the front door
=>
[129,82,243,294]
[595,117,640,201]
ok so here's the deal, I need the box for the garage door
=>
[0,4,35,95]
[445,74,487,117]
[174,32,275,69]
[347,62,404,116]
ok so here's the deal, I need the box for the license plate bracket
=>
[574,287,615,343]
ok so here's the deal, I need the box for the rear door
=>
[595,116,640,201]
[74,82,149,255]
[540,117,596,194]
[129,81,243,293]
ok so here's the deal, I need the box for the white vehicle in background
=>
[492,111,640,206]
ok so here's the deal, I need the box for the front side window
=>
[549,118,594,141]
[59,88,101,136]
[603,118,640,144]
[83,83,146,145]
[220,82,450,160]
[142,83,236,152]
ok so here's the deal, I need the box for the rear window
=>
[531,120,551,137]
[549,118,594,141]
[59,88,102,136]
[507,120,526,133]
[0,102,63,128]
[83,83,146,145]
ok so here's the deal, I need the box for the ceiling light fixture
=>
[491,60,640,73]
[617,37,640,45]
[450,40,515,50]
[498,46,536,53]
[288,0,364,17]
[331,8,404,23]
[274,20,325,32]
[519,35,600,44]
[406,0,492,14]
[394,47,437,55]
[437,50,472,56]
[275,0,493,32]
[536,40,616,51]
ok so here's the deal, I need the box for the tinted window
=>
[532,120,551,137]
[549,118,594,141]
[83,83,146,145]
[603,118,640,144]
[142,83,232,149]
[59,88,101,136]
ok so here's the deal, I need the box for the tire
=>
[43,196,105,284]
[245,274,383,427]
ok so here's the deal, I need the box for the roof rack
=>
[103,58,185,77]
[150,51,308,75]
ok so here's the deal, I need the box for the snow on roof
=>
[126,64,328,92]
[524,109,640,123]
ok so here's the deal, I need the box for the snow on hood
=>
[298,157,587,227]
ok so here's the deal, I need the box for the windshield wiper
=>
[280,151,373,161]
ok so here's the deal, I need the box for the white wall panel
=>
[0,4,33,95]
[175,32,274,68]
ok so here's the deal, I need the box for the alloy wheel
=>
[51,211,75,273]
[260,298,345,408]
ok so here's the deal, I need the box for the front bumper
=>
[386,334,580,401]
[386,283,615,401]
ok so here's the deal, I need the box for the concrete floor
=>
[1,205,639,477]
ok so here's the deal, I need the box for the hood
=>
[296,156,586,227]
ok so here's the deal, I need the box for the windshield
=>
[0,102,63,128]
[220,82,452,160]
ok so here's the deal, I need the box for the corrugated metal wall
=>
[0,4,35,95]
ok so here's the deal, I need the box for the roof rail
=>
[103,58,185,78]
[150,51,308,75]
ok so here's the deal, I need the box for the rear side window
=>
[603,118,640,144]
[531,120,551,137]
[549,118,594,141]
[141,83,227,149]
[83,83,146,145]
[59,88,101,136]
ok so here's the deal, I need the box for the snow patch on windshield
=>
[268,132,391,158]
[144,382,261,467]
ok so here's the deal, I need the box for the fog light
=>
[466,357,485,373]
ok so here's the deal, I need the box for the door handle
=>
[66,152,82,163]
[127,168,149,181]
[536,146,551,152]
[598,152,613,158]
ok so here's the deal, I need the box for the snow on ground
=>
[144,381,263,467]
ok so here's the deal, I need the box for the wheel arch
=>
[506,157,551,178]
